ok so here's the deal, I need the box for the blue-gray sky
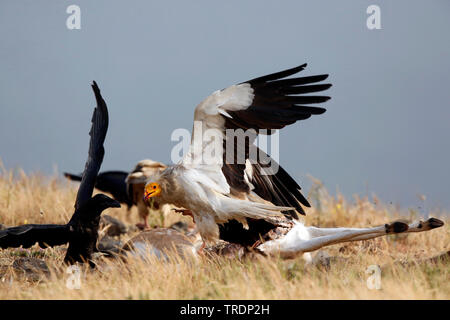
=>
[1,1,449,212]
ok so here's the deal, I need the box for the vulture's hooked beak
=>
[144,182,162,201]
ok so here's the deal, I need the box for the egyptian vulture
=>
[144,64,331,246]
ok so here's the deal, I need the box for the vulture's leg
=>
[136,199,150,230]
[198,240,206,255]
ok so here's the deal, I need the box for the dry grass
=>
[0,167,448,300]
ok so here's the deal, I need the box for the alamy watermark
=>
[171,121,280,175]
[366,264,382,290]
[367,5,381,30]
[66,265,81,290]
[66,5,81,30]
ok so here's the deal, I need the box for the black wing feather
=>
[74,81,109,210]
[244,64,308,83]
[0,224,69,249]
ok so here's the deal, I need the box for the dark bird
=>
[64,171,133,209]
[0,81,120,266]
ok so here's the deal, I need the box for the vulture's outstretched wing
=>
[0,224,69,249]
[74,81,109,210]
[184,64,331,218]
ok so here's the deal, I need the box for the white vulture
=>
[144,64,332,247]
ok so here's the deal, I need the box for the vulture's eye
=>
[153,186,157,189]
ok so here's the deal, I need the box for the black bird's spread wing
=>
[74,81,109,210]
[0,224,69,249]
[0,82,113,256]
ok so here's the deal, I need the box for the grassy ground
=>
[0,168,448,299]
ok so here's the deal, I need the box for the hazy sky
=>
[1,1,449,213]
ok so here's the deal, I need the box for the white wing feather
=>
[181,84,255,195]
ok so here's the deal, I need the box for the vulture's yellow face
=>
[144,182,161,200]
